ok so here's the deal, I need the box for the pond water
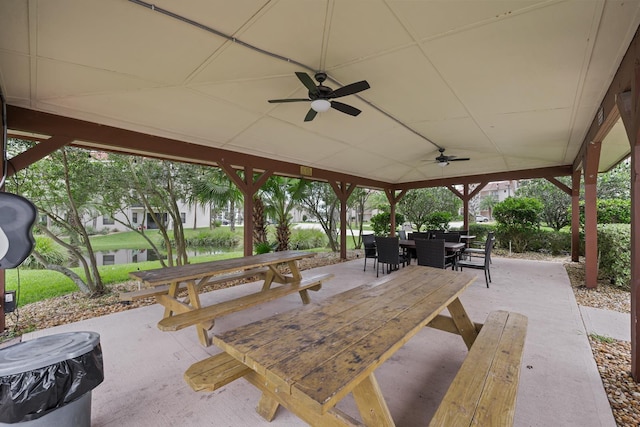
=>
[89,248,230,266]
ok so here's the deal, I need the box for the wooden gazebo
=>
[1,0,640,380]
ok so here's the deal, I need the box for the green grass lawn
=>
[5,251,247,306]
[5,224,363,307]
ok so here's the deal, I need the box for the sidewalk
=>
[579,305,630,342]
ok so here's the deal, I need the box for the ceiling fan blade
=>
[296,72,319,95]
[330,101,361,116]
[331,80,370,98]
[449,157,470,161]
[304,109,318,122]
[268,98,310,103]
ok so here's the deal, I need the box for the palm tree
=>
[260,177,308,251]
[189,168,243,231]
[479,194,499,220]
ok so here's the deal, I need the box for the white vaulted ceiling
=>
[1,0,638,183]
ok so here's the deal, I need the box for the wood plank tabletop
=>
[128,250,315,285]
[213,265,476,415]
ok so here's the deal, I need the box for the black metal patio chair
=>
[374,236,409,277]
[362,234,377,271]
[415,238,456,270]
[457,233,494,287]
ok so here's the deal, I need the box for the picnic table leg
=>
[285,260,315,304]
[186,281,213,347]
[352,373,395,427]
[163,282,180,318]
[288,260,303,281]
[298,289,311,304]
[261,261,314,304]
[447,297,479,349]
[261,269,277,291]
[245,371,361,427]
[256,393,280,422]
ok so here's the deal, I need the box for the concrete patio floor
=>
[23,256,616,426]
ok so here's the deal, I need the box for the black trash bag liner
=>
[0,343,103,423]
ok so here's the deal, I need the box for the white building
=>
[80,202,213,233]
[475,180,519,219]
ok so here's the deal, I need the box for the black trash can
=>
[0,331,103,426]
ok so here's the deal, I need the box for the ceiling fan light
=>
[310,99,331,113]
[437,161,449,167]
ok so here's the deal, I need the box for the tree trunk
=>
[31,251,92,295]
[253,196,267,245]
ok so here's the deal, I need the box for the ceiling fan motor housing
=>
[314,72,327,83]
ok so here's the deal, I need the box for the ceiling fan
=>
[434,148,470,167]
[268,72,370,122]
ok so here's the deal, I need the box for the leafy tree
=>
[100,155,193,267]
[299,181,340,251]
[347,188,371,249]
[598,159,630,199]
[8,145,106,295]
[424,211,452,231]
[370,209,405,236]
[399,188,461,230]
[99,156,166,267]
[368,191,389,211]
[493,197,543,252]
[516,178,571,231]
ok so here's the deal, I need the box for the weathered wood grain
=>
[428,310,528,427]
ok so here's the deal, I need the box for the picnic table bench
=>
[182,265,528,426]
[126,250,332,346]
[428,310,527,426]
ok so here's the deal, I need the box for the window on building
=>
[181,212,186,223]
[102,215,114,225]
[132,212,138,223]
[103,254,115,265]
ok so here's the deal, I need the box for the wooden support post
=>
[583,141,601,289]
[447,183,486,231]
[219,161,271,257]
[630,138,640,381]
[463,184,470,230]
[329,181,355,260]
[571,170,581,262]
[617,81,640,381]
[384,189,405,236]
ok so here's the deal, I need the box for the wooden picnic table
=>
[212,265,479,426]
[129,250,331,346]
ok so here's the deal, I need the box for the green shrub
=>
[21,236,67,269]
[289,228,328,250]
[458,223,496,242]
[84,225,99,236]
[597,224,630,290]
[183,229,239,248]
[493,197,543,252]
[575,199,631,225]
[525,229,572,255]
[254,241,272,254]
[424,211,452,231]
[370,212,405,236]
